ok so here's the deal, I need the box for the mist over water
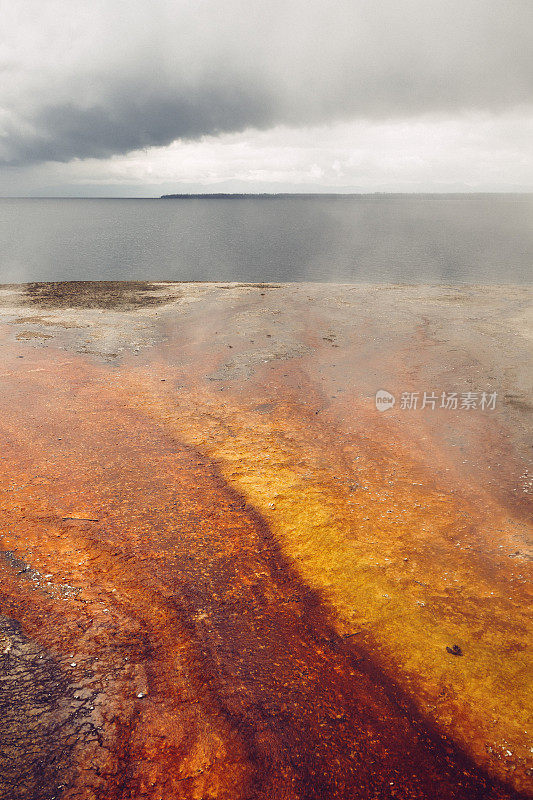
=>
[0,195,531,284]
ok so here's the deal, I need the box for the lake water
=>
[0,195,531,284]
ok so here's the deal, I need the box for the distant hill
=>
[160,192,401,199]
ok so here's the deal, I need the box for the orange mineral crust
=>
[0,282,531,800]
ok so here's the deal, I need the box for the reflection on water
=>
[0,194,532,283]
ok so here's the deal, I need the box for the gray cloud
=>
[1,0,532,166]
[6,84,276,164]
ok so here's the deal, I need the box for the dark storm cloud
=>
[1,0,532,166]
[6,84,276,164]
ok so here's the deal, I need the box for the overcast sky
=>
[1,0,532,195]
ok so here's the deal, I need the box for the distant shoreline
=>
[1,192,531,200]
[159,192,532,200]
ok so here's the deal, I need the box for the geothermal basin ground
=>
[0,281,531,800]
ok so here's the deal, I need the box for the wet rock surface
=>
[0,617,72,800]
[0,282,531,799]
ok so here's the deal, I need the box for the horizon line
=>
[1,191,532,200]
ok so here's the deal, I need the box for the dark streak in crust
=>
[2,397,526,798]
[156,440,529,800]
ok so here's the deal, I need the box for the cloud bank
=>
[1,0,532,167]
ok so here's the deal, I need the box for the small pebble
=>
[446,644,462,656]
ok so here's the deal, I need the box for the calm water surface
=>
[0,195,531,283]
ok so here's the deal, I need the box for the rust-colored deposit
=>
[0,282,531,800]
